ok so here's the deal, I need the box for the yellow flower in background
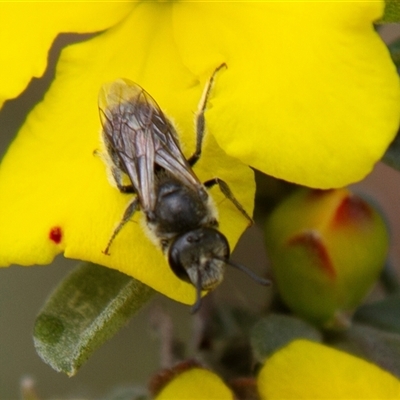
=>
[155,367,234,400]
[0,2,399,304]
[258,340,400,399]
[153,340,400,399]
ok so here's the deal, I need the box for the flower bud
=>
[265,188,389,328]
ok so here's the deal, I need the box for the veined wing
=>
[99,78,203,213]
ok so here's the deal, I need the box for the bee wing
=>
[99,78,202,214]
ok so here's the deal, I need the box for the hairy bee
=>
[98,65,269,311]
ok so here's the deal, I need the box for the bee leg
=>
[203,178,253,225]
[111,166,135,194]
[188,63,227,167]
[103,197,140,255]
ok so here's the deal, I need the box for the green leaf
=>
[382,0,400,23]
[329,323,400,378]
[250,313,322,362]
[380,262,400,294]
[33,262,155,376]
[354,294,400,335]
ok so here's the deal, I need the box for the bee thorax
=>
[151,179,213,234]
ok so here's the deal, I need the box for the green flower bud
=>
[265,188,389,329]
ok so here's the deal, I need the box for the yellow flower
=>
[155,367,234,400]
[258,340,400,399]
[153,340,400,399]
[0,2,134,107]
[0,2,398,304]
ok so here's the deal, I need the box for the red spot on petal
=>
[332,194,372,227]
[288,231,336,279]
[49,227,63,244]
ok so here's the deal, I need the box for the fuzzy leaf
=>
[331,323,400,378]
[33,262,155,376]
[354,294,400,335]
[250,314,322,362]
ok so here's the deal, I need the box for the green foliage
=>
[382,0,400,22]
[355,294,400,335]
[250,314,322,362]
[33,262,154,376]
[328,323,400,378]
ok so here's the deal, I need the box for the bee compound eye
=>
[168,234,192,283]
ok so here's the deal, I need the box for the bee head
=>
[168,227,230,294]
[168,227,271,313]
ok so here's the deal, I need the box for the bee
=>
[98,65,270,312]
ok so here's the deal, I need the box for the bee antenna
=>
[215,256,271,286]
[190,271,204,314]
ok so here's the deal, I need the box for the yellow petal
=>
[0,3,255,305]
[174,1,400,188]
[0,2,134,107]
[156,368,233,400]
[258,340,400,399]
